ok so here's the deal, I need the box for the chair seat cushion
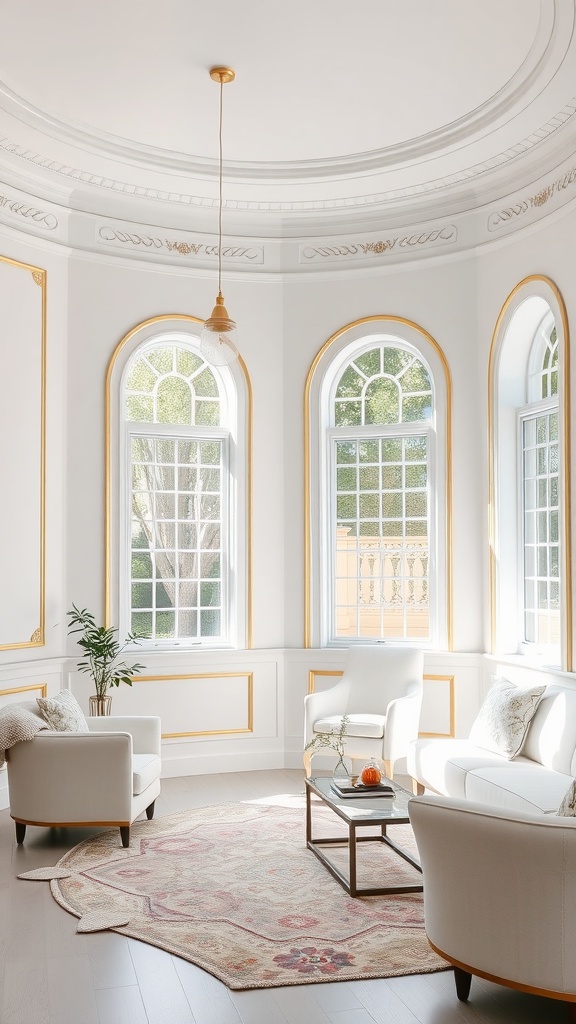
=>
[314,714,386,739]
[133,753,161,795]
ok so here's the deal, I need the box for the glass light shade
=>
[200,293,239,366]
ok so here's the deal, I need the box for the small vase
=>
[89,694,112,716]
[332,754,353,781]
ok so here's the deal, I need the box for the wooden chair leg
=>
[412,779,425,796]
[454,967,472,1002]
[146,800,155,820]
[120,826,130,848]
[383,759,393,780]
[15,821,26,844]
[566,1002,576,1023]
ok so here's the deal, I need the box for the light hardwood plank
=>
[0,960,51,1024]
[128,936,196,1023]
[95,984,149,1024]
[173,958,243,1024]
[45,954,99,1024]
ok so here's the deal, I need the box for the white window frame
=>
[106,320,249,652]
[306,320,449,650]
[490,280,570,670]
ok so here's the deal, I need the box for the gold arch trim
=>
[488,276,572,670]
[307,670,455,737]
[132,671,253,738]
[104,314,253,648]
[304,315,453,650]
[0,255,46,651]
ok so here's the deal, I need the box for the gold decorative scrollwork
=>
[29,627,43,643]
[31,271,43,286]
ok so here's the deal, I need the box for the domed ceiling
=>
[0,0,575,264]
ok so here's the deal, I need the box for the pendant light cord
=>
[218,79,223,297]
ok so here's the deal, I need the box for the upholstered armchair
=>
[303,645,424,779]
[7,715,162,848]
[409,793,576,1020]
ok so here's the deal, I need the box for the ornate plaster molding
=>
[97,225,263,263]
[300,225,457,262]
[0,98,575,216]
[488,164,576,231]
[0,189,57,229]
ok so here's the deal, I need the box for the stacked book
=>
[330,778,395,799]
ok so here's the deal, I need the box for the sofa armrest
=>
[303,682,349,747]
[383,692,422,769]
[409,794,576,995]
[87,716,161,755]
[7,731,134,822]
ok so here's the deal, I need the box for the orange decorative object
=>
[360,762,382,786]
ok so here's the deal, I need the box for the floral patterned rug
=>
[20,801,447,989]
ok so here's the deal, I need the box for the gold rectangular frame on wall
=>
[133,672,254,738]
[0,683,48,700]
[0,255,46,650]
[307,670,456,738]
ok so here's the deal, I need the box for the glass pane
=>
[157,377,191,424]
[146,348,173,374]
[382,466,402,488]
[354,348,381,377]
[336,366,364,398]
[200,581,221,606]
[126,395,154,422]
[126,360,157,393]
[402,395,432,422]
[178,523,197,549]
[405,492,427,516]
[195,400,220,425]
[383,347,412,375]
[178,581,198,607]
[359,440,379,462]
[538,547,548,576]
[155,582,173,608]
[538,479,548,508]
[200,442,221,465]
[537,417,547,443]
[336,442,357,464]
[176,348,203,377]
[337,495,357,517]
[550,413,558,441]
[359,494,379,517]
[405,465,427,487]
[132,611,153,634]
[404,437,427,460]
[365,378,399,424]
[131,582,152,608]
[131,552,152,578]
[200,609,221,636]
[382,493,402,517]
[399,361,431,394]
[358,466,378,489]
[524,419,536,446]
[335,400,362,426]
[156,611,175,637]
[406,519,427,537]
[192,367,219,397]
[382,439,402,462]
[201,552,220,577]
[537,448,547,475]
[338,467,357,490]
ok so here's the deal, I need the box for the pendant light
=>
[200,66,239,367]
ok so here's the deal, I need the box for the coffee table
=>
[305,776,422,897]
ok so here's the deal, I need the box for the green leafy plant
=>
[304,713,350,765]
[67,604,147,698]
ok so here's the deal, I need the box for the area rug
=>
[18,801,447,990]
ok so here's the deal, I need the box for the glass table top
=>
[306,775,413,823]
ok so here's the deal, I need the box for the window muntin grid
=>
[329,343,433,643]
[124,343,227,644]
[522,409,559,647]
[539,325,558,399]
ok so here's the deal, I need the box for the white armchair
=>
[409,794,576,1020]
[7,715,162,848]
[303,645,424,778]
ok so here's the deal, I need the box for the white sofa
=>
[407,681,576,814]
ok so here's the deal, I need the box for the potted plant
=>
[67,604,147,716]
[304,714,351,778]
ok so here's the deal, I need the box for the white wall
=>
[1,200,576,798]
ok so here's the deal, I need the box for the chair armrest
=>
[382,692,422,768]
[7,731,134,822]
[87,716,161,755]
[303,681,349,747]
[408,795,576,994]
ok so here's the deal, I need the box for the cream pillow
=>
[469,677,546,759]
[557,780,576,817]
[37,690,89,731]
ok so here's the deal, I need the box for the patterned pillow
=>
[469,677,546,759]
[37,690,89,731]
[557,780,576,816]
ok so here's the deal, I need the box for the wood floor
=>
[0,769,570,1024]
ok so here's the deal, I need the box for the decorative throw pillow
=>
[36,690,89,732]
[557,780,576,816]
[468,677,546,759]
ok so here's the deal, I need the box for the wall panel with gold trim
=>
[0,255,46,649]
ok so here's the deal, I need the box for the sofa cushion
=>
[464,762,573,814]
[314,714,386,739]
[37,690,89,732]
[468,678,545,759]
[407,738,510,799]
[521,685,576,775]
[133,753,161,795]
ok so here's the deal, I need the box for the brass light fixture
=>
[200,65,239,367]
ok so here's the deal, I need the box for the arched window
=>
[306,319,451,649]
[489,279,571,669]
[106,318,250,650]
